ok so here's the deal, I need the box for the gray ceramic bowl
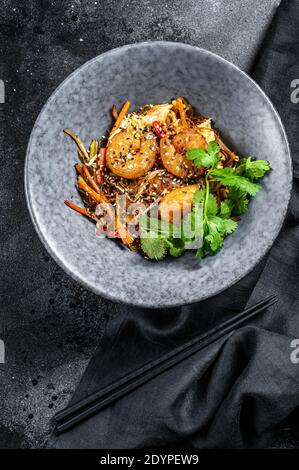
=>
[25,42,292,308]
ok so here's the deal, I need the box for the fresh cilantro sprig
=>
[236,157,270,180]
[186,142,271,258]
[226,157,270,214]
[209,168,260,196]
[139,202,203,260]
[140,142,270,261]
[140,215,183,260]
[186,141,220,168]
[140,234,168,260]
[228,187,249,215]
[192,188,237,258]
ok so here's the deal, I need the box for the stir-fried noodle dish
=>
[64,97,270,261]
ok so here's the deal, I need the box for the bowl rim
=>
[24,41,292,308]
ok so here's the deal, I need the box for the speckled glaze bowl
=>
[25,42,292,308]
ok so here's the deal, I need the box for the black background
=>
[1,0,298,448]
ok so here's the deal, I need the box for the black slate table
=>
[1,0,298,448]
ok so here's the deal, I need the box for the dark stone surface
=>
[0,0,297,448]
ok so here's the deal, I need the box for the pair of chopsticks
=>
[54,294,277,434]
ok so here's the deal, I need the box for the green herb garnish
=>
[187,142,270,258]
[140,141,270,261]
[140,234,168,260]
[186,141,220,168]
[235,157,270,180]
[139,202,203,260]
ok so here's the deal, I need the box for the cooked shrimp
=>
[159,184,199,222]
[132,170,181,203]
[160,130,207,178]
[106,129,158,179]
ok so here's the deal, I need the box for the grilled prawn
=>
[159,184,199,222]
[160,130,207,178]
[106,129,158,179]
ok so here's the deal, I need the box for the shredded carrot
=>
[82,165,102,194]
[112,104,118,120]
[74,163,83,176]
[96,148,106,185]
[177,97,188,128]
[77,175,108,204]
[98,148,106,174]
[64,200,95,220]
[119,230,134,245]
[96,169,102,186]
[110,100,131,135]
[77,176,115,223]
[115,194,134,245]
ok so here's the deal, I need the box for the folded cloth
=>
[52,0,299,449]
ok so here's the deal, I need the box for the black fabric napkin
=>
[52,0,299,449]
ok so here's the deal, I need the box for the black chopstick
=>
[55,294,277,434]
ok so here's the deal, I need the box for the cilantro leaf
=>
[196,245,205,259]
[219,199,233,218]
[205,218,223,252]
[186,147,207,161]
[181,201,203,249]
[140,234,168,260]
[205,215,237,251]
[193,189,205,204]
[165,238,186,257]
[219,217,238,235]
[208,141,220,159]
[181,204,203,239]
[186,141,220,168]
[210,168,260,196]
[236,157,270,180]
[194,189,217,217]
[228,187,249,215]
[206,193,218,216]
[194,185,238,258]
